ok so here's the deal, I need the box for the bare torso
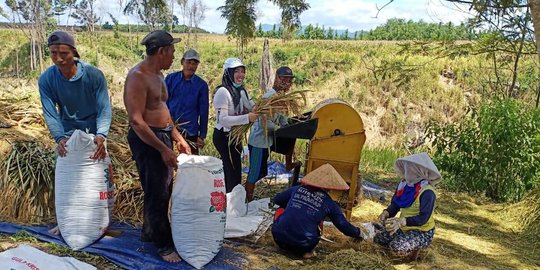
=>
[125,62,171,128]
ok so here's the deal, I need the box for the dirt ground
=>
[1,82,538,269]
[1,189,539,270]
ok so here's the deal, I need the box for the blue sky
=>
[2,0,472,33]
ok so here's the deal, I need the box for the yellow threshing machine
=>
[274,98,366,220]
[305,99,366,219]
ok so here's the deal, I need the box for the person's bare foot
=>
[159,249,182,263]
[48,226,60,235]
[302,251,315,259]
[104,229,123,238]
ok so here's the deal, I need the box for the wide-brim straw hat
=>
[301,163,350,191]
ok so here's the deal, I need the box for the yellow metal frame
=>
[305,99,366,220]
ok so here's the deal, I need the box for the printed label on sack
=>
[11,257,40,270]
[209,191,226,213]
[106,164,115,184]
[213,179,225,188]
[208,168,224,175]
[99,165,115,200]
[104,167,114,188]
[99,191,114,200]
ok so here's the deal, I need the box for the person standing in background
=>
[245,66,298,201]
[165,49,209,155]
[212,57,258,193]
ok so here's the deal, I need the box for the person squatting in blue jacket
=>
[375,152,441,259]
[271,164,365,259]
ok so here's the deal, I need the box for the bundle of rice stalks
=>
[229,90,309,146]
[0,93,44,127]
[104,107,147,224]
[511,187,540,237]
[0,141,55,223]
[112,182,144,224]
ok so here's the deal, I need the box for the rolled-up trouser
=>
[212,127,242,193]
[127,126,175,251]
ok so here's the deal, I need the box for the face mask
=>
[233,82,242,88]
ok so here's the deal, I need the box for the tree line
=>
[255,19,478,41]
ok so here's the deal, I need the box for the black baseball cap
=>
[276,66,294,77]
[141,30,181,51]
[47,31,80,58]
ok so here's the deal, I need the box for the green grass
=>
[1,30,537,148]
[360,147,407,186]
[9,230,38,243]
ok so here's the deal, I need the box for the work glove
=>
[384,217,406,235]
[378,210,390,222]
[354,226,368,241]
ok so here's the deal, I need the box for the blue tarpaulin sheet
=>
[242,160,302,178]
[243,161,391,200]
[0,222,246,270]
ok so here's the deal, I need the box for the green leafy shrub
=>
[273,48,288,63]
[427,99,540,202]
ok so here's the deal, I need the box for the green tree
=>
[256,22,264,37]
[302,23,313,39]
[71,0,100,32]
[51,0,75,25]
[218,0,257,57]
[4,0,54,71]
[270,23,277,38]
[326,27,334,39]
[270,0,309,42]
[124,0,171,30]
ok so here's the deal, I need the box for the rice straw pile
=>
[107,108,145,224]
[0,141,55,223]
[510,187,540,239]
[228,90,309,146]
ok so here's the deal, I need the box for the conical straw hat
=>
[301,163,349,191]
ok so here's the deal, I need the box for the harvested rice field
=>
[0,34,539,269]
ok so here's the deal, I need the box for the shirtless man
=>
[124,30,191,263]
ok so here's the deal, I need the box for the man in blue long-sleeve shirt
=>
[39,31,112,160]
[272,164,364,259]
[165,49,209,155]
[39,31,112,236]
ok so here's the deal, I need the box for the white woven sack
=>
[171,154,226,269]
[227,184,247,217]
[0,244,96,270]
[55,130,114,250]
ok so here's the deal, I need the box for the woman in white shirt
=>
[212,57,258,193]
